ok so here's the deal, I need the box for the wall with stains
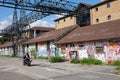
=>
[65,40,120,63]
[0,47,13,56]
[37,42,48,57]
[28,44,36,58]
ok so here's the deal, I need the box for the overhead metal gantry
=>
[0,0,77,37]
[0,0,77,13]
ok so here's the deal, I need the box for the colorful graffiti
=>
[105,42,120,63]
[28,44,36,58]
[38,44,48,57]
[65,41,120,63]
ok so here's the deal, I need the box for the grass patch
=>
[70,59,80,64]
[49,56,64,63]
[37,56,48,59]
[70,58,102,65]
[112,60,120,66]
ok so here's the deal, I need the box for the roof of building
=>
[30,27,55,31]
[57,19,120,44]
[75,2,92,11]
[54,14,75,22]
[90,0,116,8]
[54,3,92,21]
[23,25,78,45]
[0,42,13,48]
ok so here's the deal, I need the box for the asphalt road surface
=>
[0,56,120,80]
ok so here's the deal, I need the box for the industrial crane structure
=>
[0,0,79,56]
[0,0,77,37]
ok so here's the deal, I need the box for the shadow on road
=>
[30,64,40,66]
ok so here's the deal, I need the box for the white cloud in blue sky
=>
[0,15,12,30]
[0,0,101,29]
[30,19,54,28]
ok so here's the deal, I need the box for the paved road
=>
[0,56,120,80]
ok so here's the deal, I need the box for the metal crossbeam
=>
[0,0,77,36]
[0,0,77,13]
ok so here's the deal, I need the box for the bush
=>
[94,59,103,65]
[49,56,64,63]
[37,56,48,59]
[10,54,16,57]
[113,60,120,66]
[70,59,80,64]
[80,58,102,65]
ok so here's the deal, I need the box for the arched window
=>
[107,15,111,20]
[96,18,99,23]
[106,2,110,8]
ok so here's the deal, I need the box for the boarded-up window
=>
[96,46,104,53]
[61,48,65,54]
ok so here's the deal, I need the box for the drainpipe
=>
[34,30,36,38]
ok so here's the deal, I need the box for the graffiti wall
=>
[37,42,48,57]
[28,44,36,58]
[58,45,66,57]
[104,42,120,63]
[65,40,120,63]
[0,47,13,56]
[17,44,23,56]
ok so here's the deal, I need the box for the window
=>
[95,7,98,12]
[96,47,104,53]
[96,18,99,23]
[63,18,66,22]
[70,16,73,20]
[107,15,111,20]
[107,2,110,8]
[70,44,74,47]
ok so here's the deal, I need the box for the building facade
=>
[90,0,120,25]
[23,27,55,39]
[55,3,91,29]
[57,19,120,63]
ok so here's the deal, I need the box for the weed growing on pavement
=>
[70,58,103,65]
[70,59,80,64]
[49,56,64,63]
[37,56,48,59]
[112,60,120,66]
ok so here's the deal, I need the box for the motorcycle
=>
[23,57,32,66]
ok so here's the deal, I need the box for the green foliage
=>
[30,49,37,59]
[70,58,102,65]
[70,59,80,64]
[0,34,10,44]
[116,66,120,70]
[112,60,120,66]
[115,66,120,75]
[37,56,48,59]
[49,56,64,63]
[94,59,103,65]
[10,54,16,57]
[80,58,102,65]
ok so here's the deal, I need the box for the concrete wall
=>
[37,42,48,57]
[24,41,60,58]
[65,40,120,63]
[55,15,76,29]
[90,0,120,25]
[0,47,13,56]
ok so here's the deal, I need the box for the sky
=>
[0,0,102,30]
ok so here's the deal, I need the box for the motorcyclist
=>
[23,52,31,66]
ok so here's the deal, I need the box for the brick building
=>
[90,0,120,25]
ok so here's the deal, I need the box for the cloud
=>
[100,0,105,2]
[55,15,64,18]
[0,15,12,30]
[0,15,55,31]
[30,20,55,28]
[50,14,64,21]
